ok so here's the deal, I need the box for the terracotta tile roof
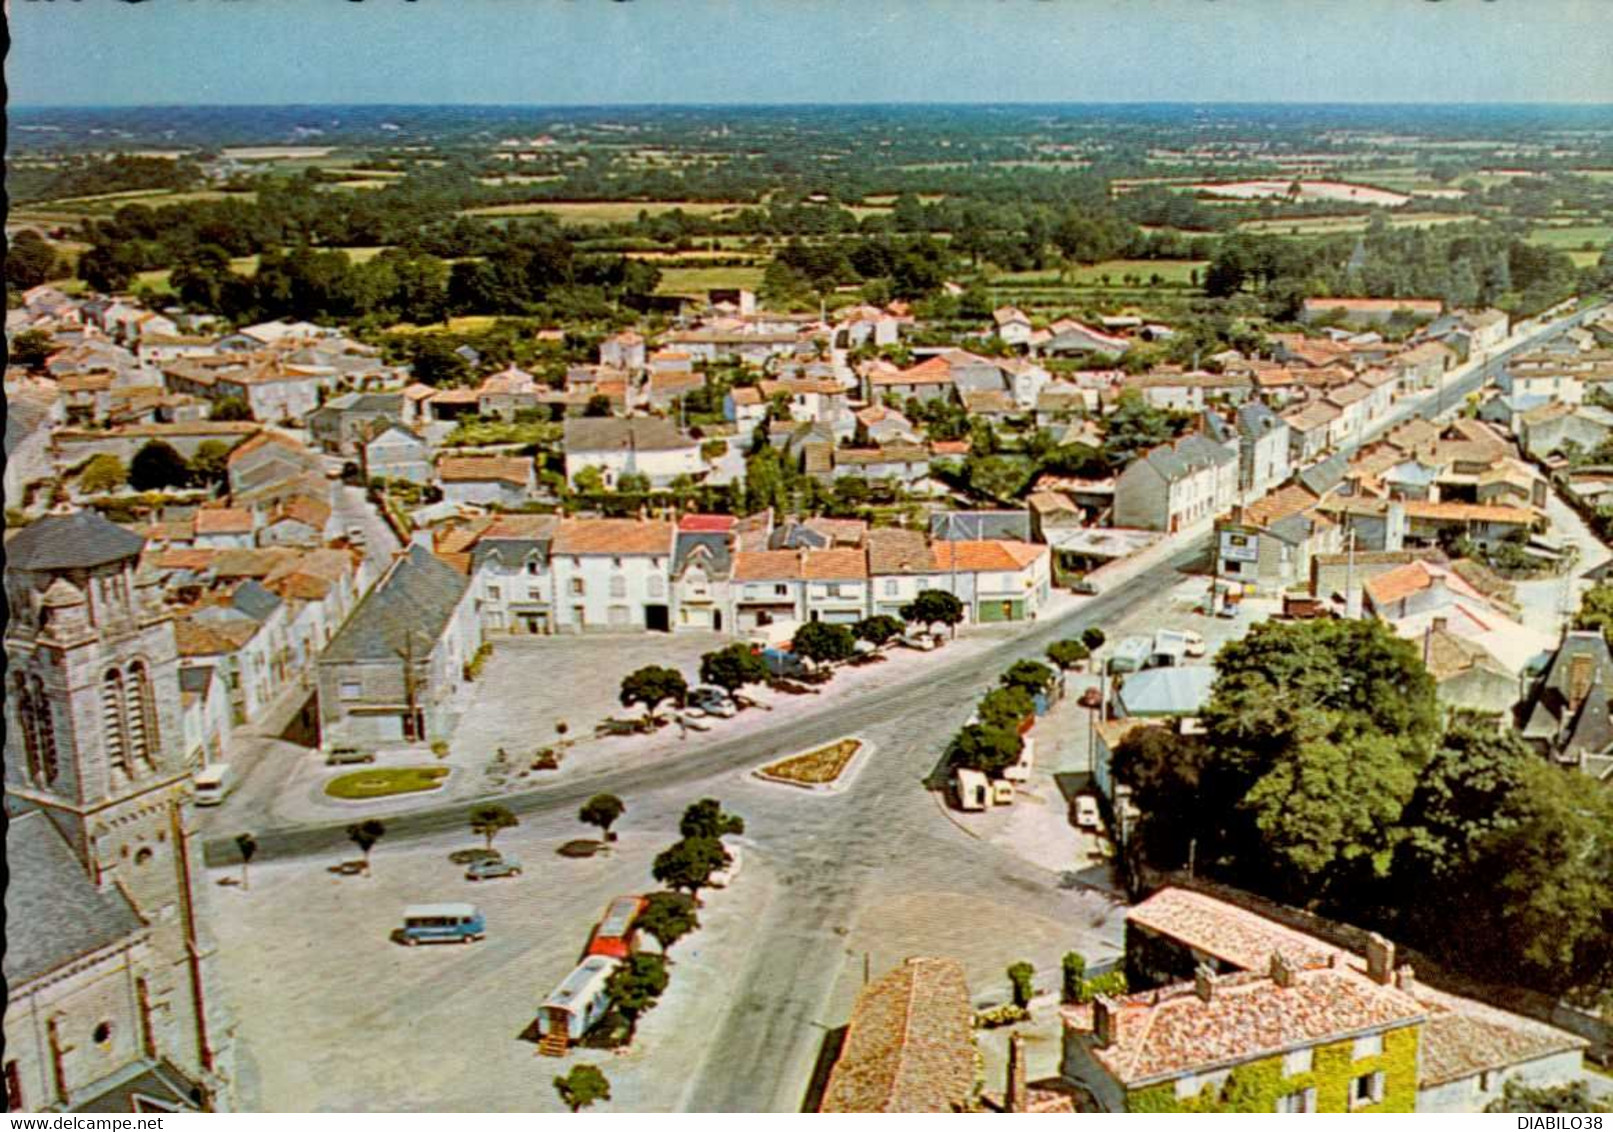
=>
[1416,989,1587,1087]
[728,386,763,406]
[150,548,218,572]
[271,495,332,531]
[427,386,481,404]
[1027,490,1081,514]
[552,518,673,557]
[802,547,868,580]
[929,540,1047,573]
[1244,483,1321,528]
[1071,965,1425,1087]
[173,616,259,656]
[1326,381,1373,408]
[866,528,934,575]
[820,957,976,1113]
[1282,400,1342,431]
[930,439,972,457]
[731,548,805,582]
[678,513,736,533]
[193,508,254,536]
[437,456,533,486]
[803,517,868,546]
[875,355,956,386]
[1128,888,1341,973]
[225,429,305,466]
[1364,560,1489,609]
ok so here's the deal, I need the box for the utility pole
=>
[397,630,425,742]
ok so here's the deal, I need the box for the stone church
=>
[4,507,235,1112]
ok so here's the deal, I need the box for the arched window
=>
[31,678,59,785]
[15,677,43,783]
[102,669,133,778]
[126,661,158,768]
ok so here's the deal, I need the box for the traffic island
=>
[754,736,870,794]
[324,766,451,801]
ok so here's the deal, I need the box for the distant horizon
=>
[15,99,1613,112]
[10,0,1610,108]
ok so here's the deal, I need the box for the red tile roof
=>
[552,518,673,556]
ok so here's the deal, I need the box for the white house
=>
[562,417,704,489]
[1113,433,1240,533]
[549,518,677,632]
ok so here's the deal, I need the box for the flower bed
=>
[325,766,450,800]
[757,737,863,787]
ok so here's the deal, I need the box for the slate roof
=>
[321,545,469,664]
[562,416,694,452]
[231,579,283,621]
[673,530,734,579]
[1297,452,1349,498]
[7,508,147,571]
[1138,434,1237,482]
[4,812,146,987]
[1117,666,1216,718]
[820,957,977,1113]
[929,511,1033,542]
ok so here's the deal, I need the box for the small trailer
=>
[537,954,621,1048]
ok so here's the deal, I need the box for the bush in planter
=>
[974,1003,1031,1029]
[1008,960,1036,1008]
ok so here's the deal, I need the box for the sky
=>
[8,0,1613,108]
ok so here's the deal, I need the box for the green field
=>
[653,265,768,296]
[993,258,1205,286]
[460,200,749,224]
[1526,225,1613,252]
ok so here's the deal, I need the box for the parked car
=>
[1073,795,1102,830]
[708,845,742,889]
[347,525,367,544]
[325,746,375,766]
[1078,686,1103,710]
[687,686,737,718]
[898,633,938,651]
[465,856,522,881]
[1069,577,1099,596]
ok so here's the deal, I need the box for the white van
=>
[193,764,234,807]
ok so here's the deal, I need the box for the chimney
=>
[1194,964,1217,1002]
[1269,951,1297,989]
[1366,933,1396,986]
[1431,616,1448,635]
[1006,1032,1029,1113]
[1092,995,1118,1049]
[1394,966,1417,996]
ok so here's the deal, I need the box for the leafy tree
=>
[605,952,670,1030]
[1111,725,1214,869]
[79,454,128,495]
[572,465,606,494]
[1047,639,1090,670]
[469,804,518,851]
[978,685,1035,732]
[698,643,769,699]
[1485,1081,1609,1114]
[129,440,191,491]
[6,230,61,291]
[584,393,612,417]
[635,891,699,957]
[619,665,687,723]
[554,1064,611,1113]
[1461,761,1613,996]
[1000,659,1055,697]
[852,614,904,648]
[1081,627,1107,651]
[1061,951,1087,1004]
[235,832,258,890]
[346,819,386,875]
[579,794,625,842]
[188,440,232,487]
[651,836,731,902]
[7,329,56,370]
[791,620,856,666]
[679,798,745,840]
[1008,961,1036,1009]
[1573,583,1613,644]
[616,472,651,494]
[406,336,472,387]
[211,396,253,422]
[949,723,1022,776]
[1198,619,1440,905]
[900,589,965,638]
[1102,388,1184,466]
